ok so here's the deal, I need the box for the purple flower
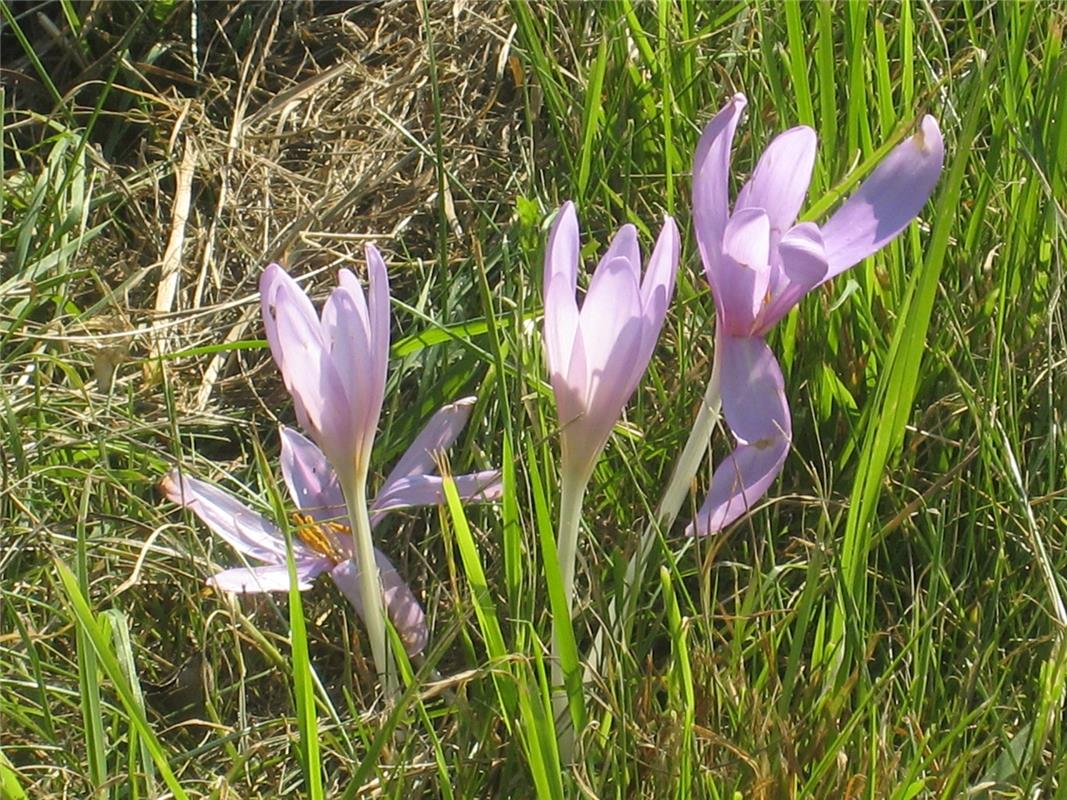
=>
[259,246,390,485]
[162,398,502,656]
[688,93,944,535]
[543,201,680,478]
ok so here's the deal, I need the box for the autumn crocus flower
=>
[161,398,502,656]
[687,93,944,535]
[543,201,679,601]
[542,202,678,742]
[259,247,424,689]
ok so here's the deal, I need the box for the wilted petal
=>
[161,470,296,564]
[685,334,791,536]
[330,555,429,656]
[757,222,829,332]
[693,93,747,294]
[211,560,329,593]
[819,115,944,278]
[735,126,817,235]
[279,427,345,520]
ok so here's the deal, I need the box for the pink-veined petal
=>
[330,555,429,656]
[735,126,818,234]
[379,397,476,487]
[210,560,330,593]
[279,426,345,520]
[161,470,298,564]
[819,115,944,279]
[756,222,829,333]
[693,93,747,304]
[717,208,772,334]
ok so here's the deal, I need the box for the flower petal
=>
[364,244,391,455]
[544,202,581,296]
[735,126,817,235]
[161,469,304,564]
[595,224,641,283]
[693,93,747,301]
[380,397,476,486]
[629,216,680,397]
[330,555,429,656]
[717,208,772,334]
[757,222,829,332]
[210,561,329,593]
[279,426,345,520]
[580,256,642,379]
[819,115,944,279]
[372,471,503,516]
[543,277,580,381]
[685,333,791,536]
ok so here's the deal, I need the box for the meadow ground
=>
[1,1,1065,797]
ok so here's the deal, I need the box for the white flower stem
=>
[551,458,592,760]
[340,465,395,698]
[620,354,723,633]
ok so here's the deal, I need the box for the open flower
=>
[260,247,390,486]
[688,93,944,535]
[543,201,679,479]
[162,398,502,656]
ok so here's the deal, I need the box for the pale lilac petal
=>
[544,202,581,295]
[819,115,944,279]
[210,560,330,593]
[543,278,580,378]
[685,333,791,536]
[380,397,476,486]
[580,256,642,378]
[735,126,817,234]
[161,470,298,564]
[372,471,503,514]
[757,223,829,332]
[279,427,345,520]
[330,555,429,656]
[274,292,354,466]
[717,333,790,446]
[717,208,772,334]
[595,224,640,282]
[629,216,680,397]
[364,244,391,451]
[685,436,791,536]
[693,93,747,300]
[321,286,373,452]
[260,264,321,376]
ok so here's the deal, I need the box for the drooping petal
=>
[364,244,391,453]
[685,333,791,536]
[161,470,297,564]
[279,426,345,520]
[756,222,829,332]
[210,560,330,593]
[819,115,944,279]
[380,397,476,486]
[717,208,772,334]
[693,93,747,301]
[735,126,818,235]
[685,437,791,536]
[330,555,429,656]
